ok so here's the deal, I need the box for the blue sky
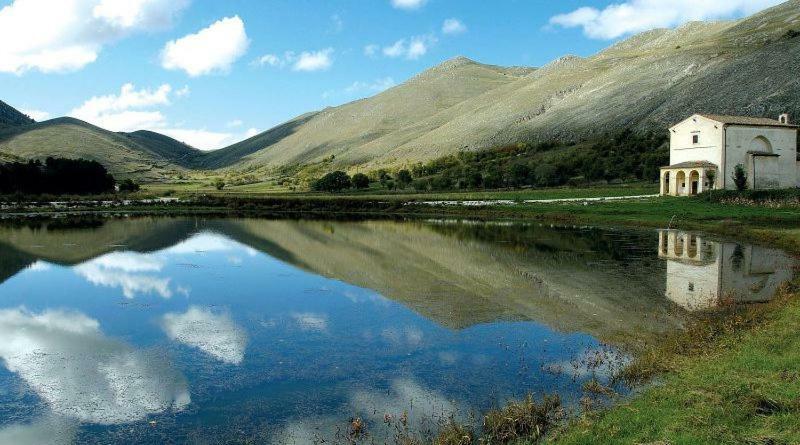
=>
[0,0,785,149]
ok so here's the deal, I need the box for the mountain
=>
[208,0,800,173]
[0,100,34,128]
[0,116,202,180]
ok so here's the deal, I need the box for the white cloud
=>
[161,306,247,365]
[69,83,173,131]
[0,0,188,74]
[0,307,190,424]
[254,53,283,67]
[292,48,334,72]
[158,128,257,150]
[175,85,191,97]
[226,119,243,128]
[391,0,427,10]
[363,44,379,57]
[20,109,50,121]
[382,35,436,60]
[550,0,785,40]
[345,77,396,94]
[330,13,344,33]
[442,18,467,35]
[161,15,249,76]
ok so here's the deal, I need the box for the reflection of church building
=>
[658,230,794,310]
[660,114,799,196]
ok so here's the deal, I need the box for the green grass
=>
[142,181,658,201]
[549,282,800,445]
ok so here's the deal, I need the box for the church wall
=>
[670,117,724,170]
[725,126,798,189]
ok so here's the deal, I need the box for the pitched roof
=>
[699,114,798,128]
[662,161,718,169]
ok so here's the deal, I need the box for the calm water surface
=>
[0,217,793,444]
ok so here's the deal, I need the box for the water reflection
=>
[0,218,793,443]
[659,230,795,310]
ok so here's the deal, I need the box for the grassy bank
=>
[548,280,800,445]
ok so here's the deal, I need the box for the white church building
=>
[660,114,799,196]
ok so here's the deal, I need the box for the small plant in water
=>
[434,418,474,445]
[349,417,365,440]
[481,394,563,444]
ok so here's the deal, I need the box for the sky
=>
[0,0,786,150]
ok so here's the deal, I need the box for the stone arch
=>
[688,235,698,258]
[676,171,687,196]
[674,234,685,256]
[689,170,700,195]
[750,135,773,153]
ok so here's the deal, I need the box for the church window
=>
[692,134,699,144]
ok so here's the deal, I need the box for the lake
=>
[0,217,794,444]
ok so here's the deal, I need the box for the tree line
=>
[311,131,669,192]
[0,157,118,195]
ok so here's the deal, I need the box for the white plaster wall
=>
[669,115,724,188]
[724,126,798,189]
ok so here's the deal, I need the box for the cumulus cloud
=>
[0,307,190,424]
[442,18,467,35]
[391,0,427,10]
[0,0,188,74]
[161,15,249,76]
[20,109,51,121]
[383,35,436,60]
[549,0,785,40]
[345,77,396,94]
[293,48,334,72]
[252,48,334,72]
[69,83,173,132]
[161,306,247,365]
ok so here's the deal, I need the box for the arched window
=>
[750,136,773,153]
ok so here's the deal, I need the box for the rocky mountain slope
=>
[209,0,800,173]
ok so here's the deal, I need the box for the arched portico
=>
[659,161,718,196]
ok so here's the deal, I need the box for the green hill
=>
[0,117,203,181]
[0,100,34,128]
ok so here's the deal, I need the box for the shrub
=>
[396,169,413,188]
[352,173,370,189]
[312,171,352,192]
[213,178,225,191]
[732,164,748,191]
[118,179,140,192]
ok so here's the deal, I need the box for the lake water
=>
[0,217,794,444]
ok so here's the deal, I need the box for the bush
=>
[396,169,413,188]
[312,171,352,192]
[118,179,140,192]
[732,164,748,191]
[213,178,225,191]
[352,173,370,189]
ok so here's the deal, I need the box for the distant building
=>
[660,114,799,196]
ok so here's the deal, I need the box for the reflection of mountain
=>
[206,219,681,345]
[0,218,684,344]
[658,230,795,311]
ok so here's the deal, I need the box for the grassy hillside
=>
[205,0,800,175]
[0,100,34,128]
[0,117,203,181]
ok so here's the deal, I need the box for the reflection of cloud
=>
[90,252,163,272]
[0,416,76,445]
[75,263,172,299]
[25,261,52,272]
[438,351,460,365]
[0,308,190,425]
[381,326,424,348]
[351,378,459,430]
[543,348,630,380]
[165,233,237,254]
[291,312,328,332]
[161,306,247,365]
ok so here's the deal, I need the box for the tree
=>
[313,171,352,192]
[534,163,558,187]
[732,164,748,191]
[213,178,226,191]
[510,164,531,188]
[705,170,716,191]
[352,173,370,189]
[396,169,412,188]
[118,179,140,192]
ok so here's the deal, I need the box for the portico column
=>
[670,170,679,196]
[698,170,705,194]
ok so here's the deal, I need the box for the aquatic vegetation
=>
[481,395,563,444]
